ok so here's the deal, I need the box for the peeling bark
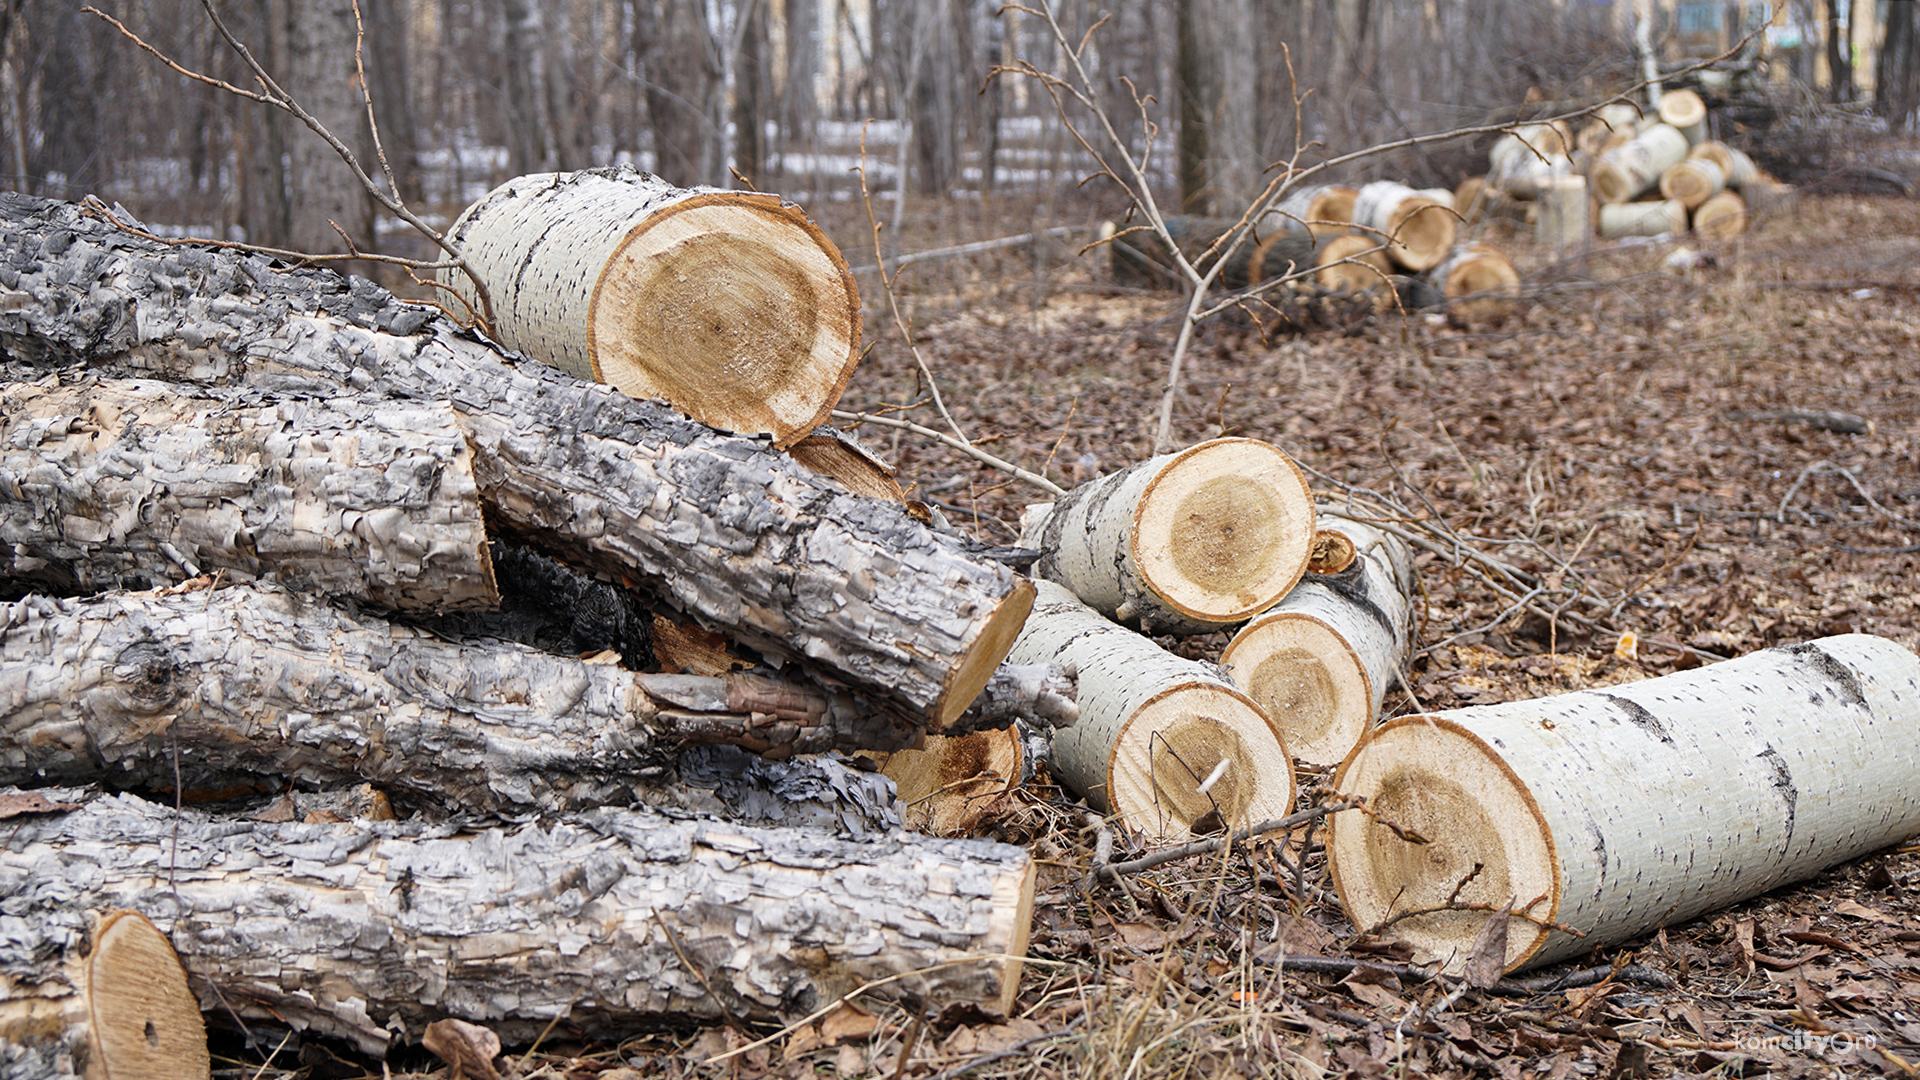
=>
[0,194,1031,729]
[0,790,1034,1056]
[1328,634,1920,975]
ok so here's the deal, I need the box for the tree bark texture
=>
[1597,199,1687,239]
[1022,438,1314,635]
[0,907,210,1080]
[1327,634,1920,975]
[1103,216,1318,292]
[1220,511,1414,767]
[1534,176,1590,255]
[0,376,497,612]
[0,194,1032,730]
[0,790,1035,1056]
[435,167,861,448]
[283,0,376,258]
[0,584,918,822]
[1006,581,1294,843]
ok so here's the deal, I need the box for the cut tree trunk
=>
[1220,511,1415,767]
[1656,87,1707,144]
[1428,242,1522,326]
[1327,634,1920,975]
[0,790,1035,1056]
[1102,216,1315,290]
[1658,158,1726,210]
[0,376,497,612]
[1535,175,1592,254]
[1687,141,1760,189]
[435,167,861,448]
[1350,182,1457,272]
[0,584,919,817]
[0,907,209,1080]
[1313,233,1394,294]
[1597,199,1687,239]
[1591,123,1689,204]
[1691,190,1748,240]
[1021,438,1315,634]
[0,194,1031,730]
[1006,581,1295,843]
[1271,184,1359,240]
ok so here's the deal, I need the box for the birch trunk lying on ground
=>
[1328,634,1920,975]
[436,167,862,448]
[0,790,1034,1057]
[0,194,1031,730]
[1221,511,1415,767]
[1022,438,1314,634]
[0,376,496,611]
[0,583,924,821]
[1007,581,1295,843]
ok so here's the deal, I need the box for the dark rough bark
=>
[0,789,1034,1056]
[0,194,1032,729]
[1879,0,1920,131]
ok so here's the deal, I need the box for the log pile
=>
[0,186,1067,1073]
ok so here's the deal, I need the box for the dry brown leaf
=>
[1463,902,1513,988]
[1733,917,1757,975]
[1834,900,1895,923]
[0,791,80,819]
[941,1018,1045,1057]
[1113,921,1169,951]
[422,1018,502,1080]
[1343,979,1406,1012]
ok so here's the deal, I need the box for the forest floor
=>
[275,191,1920,1079]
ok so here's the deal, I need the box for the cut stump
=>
[1328,634,1920,975]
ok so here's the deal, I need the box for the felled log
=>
[0,790,1035,1056]
[1535,175,1591,253]
[1313,233,1394,294]
[1328,634,1920,975]
[1350,182,1457,272]
[1102,216,1316,290]
[1271,184,1359,240]
[0,906,210,1080]
[1220,511,1415,767]
[1656,87,1707,145]
[435,167,861,448]
[0,584,918,817]
[0,375,497,611]
[1591,123,1689,204]
[1658,158,1725,210]
[1021,438,1315,634]
[0,194,1031,729]
[1427,242,1522,326]
[1691,190,1748,240]
[1007,581,1294,842]
[1574,103,1641,158]
[1687,140,1760,189]
[1597,198,1687,239]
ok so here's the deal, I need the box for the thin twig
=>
[831,409,1066,497]
[1098,799,1363,878]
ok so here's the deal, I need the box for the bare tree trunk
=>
[1175,0,1258,214]
[776,0,821,184]
[735,0,769,185]
[637,0,724,186]
[1878,0,1920,130]
[284,0,375,256]
[362,0,421,204]
[1826,0,1854,103]
[1,790,1035,1057]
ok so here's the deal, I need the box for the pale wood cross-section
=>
[1328,634,1920,975]
[436,167,861,448]
[1350,182,1458,272]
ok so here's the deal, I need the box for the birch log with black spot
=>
[1006,581,1295,842]
[0,791,1034,1057]
[0,585,915,817]
[435,167,861,448]
[1327,634,1920,975]
[0,906,210,1080]
[0,194,1031,730]
[1221,511,1415,767]
[1021,438,1314,635]
[0,376,496,611]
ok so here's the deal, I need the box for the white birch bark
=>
[1427,242,1522,326]
[0,195,1031,729]
[1269,184,1358,240]
[1591,123,1689,204]
[1328,634,1920,975]
[0,908,209,1080]
[1021,438,1314,634]
[1656,88,1708,145]
[0,585,912,819]
[1597,199,1688,239]
[435,166,861,447]
[1535,176,1592,254]
[1350,182,1457,272]
[1658,158,1726,210]
[1221,512,1414,767]
[1007,581,1294,843]
[0,791,1034,1057]
[0,377,496,612]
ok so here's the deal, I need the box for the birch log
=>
[0,906,210,1080]
[1427,243,1522,326]
[1691,190,1748,240]
[0,791,1035,1056]
[1350,182,1458,272]
[1314,233,1394,294]
[435,167,861,447]
[0,376,497,611]
[0,585,927,826]
[1687,141,1760,189]
[1658,158,1726,210]
[1269,185,1359,240]
[1591,124,1689,204]
[1022,438,1315,634]
[1597,199,1687,239]
[1535,175,1592,253]
[1220,512,1415,767]
[0,194,1031,729]
[1327,635,1920,975]
[1007,581,1295,842]
[1656,88,1707,145]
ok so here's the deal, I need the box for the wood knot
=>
[112,642,185,712]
